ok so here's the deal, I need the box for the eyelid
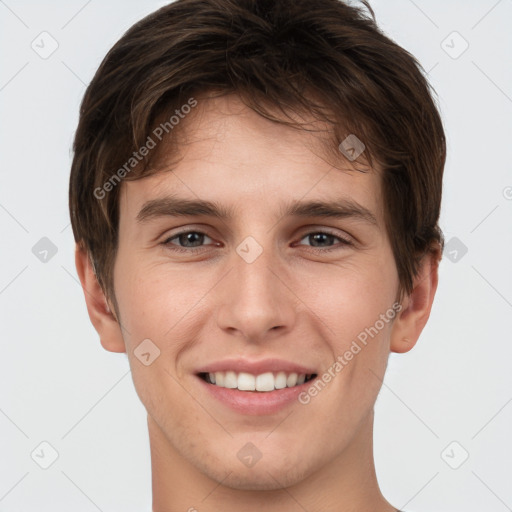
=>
[162,228,215,245]
[159,224,216,241]
[295,226,354,244]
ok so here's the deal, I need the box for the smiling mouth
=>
[198,371,317,392]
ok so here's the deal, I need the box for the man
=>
[70,0,445,510]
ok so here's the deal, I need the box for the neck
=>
[149,411,396,512]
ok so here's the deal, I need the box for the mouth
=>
[197,371,318,392]
[194,358,320,414]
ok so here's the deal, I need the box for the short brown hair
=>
[69,0,445,306]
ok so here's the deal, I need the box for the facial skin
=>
[76,95,439,512]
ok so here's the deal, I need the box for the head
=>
[71,0,445,492]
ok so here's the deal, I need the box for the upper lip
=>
[195,358,317,376]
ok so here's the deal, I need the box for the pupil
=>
[181,232,203,247]
[311,233,333,247]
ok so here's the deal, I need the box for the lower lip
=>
[196,375,316,415]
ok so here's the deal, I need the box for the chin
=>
[194,449,319,491]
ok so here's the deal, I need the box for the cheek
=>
[113,257,208,348]
[294,256,398,412]
[112,257,214,404]
[296,255,398,350]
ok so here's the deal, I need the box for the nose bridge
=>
[215,235,295,340]
[235,239,278,300]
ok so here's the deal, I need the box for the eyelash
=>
[161,229,353,254]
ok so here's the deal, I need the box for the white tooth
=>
[209,372,216,384]
[215,372,224,387]
[224,371,238,388]
[238,372,256,390]
[286,372,298,387]
[296,374,305,385]
[256,372,275,392]
[274,371,287,389]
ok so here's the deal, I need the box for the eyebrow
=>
[136,196,378,226]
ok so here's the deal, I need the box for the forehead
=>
[119,95,384,225]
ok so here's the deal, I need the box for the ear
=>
[390,248,440,354]
[75,244,126,353]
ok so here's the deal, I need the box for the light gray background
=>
[1,1,511,511]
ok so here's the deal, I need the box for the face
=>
[111,95,402,490]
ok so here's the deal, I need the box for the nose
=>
[215,242,296,343]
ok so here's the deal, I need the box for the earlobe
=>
[390,249,440,354]
[74,244,126,353]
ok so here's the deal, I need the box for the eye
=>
[296,231,352,251]
[162,230,215,251]
[160,228,353,254]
